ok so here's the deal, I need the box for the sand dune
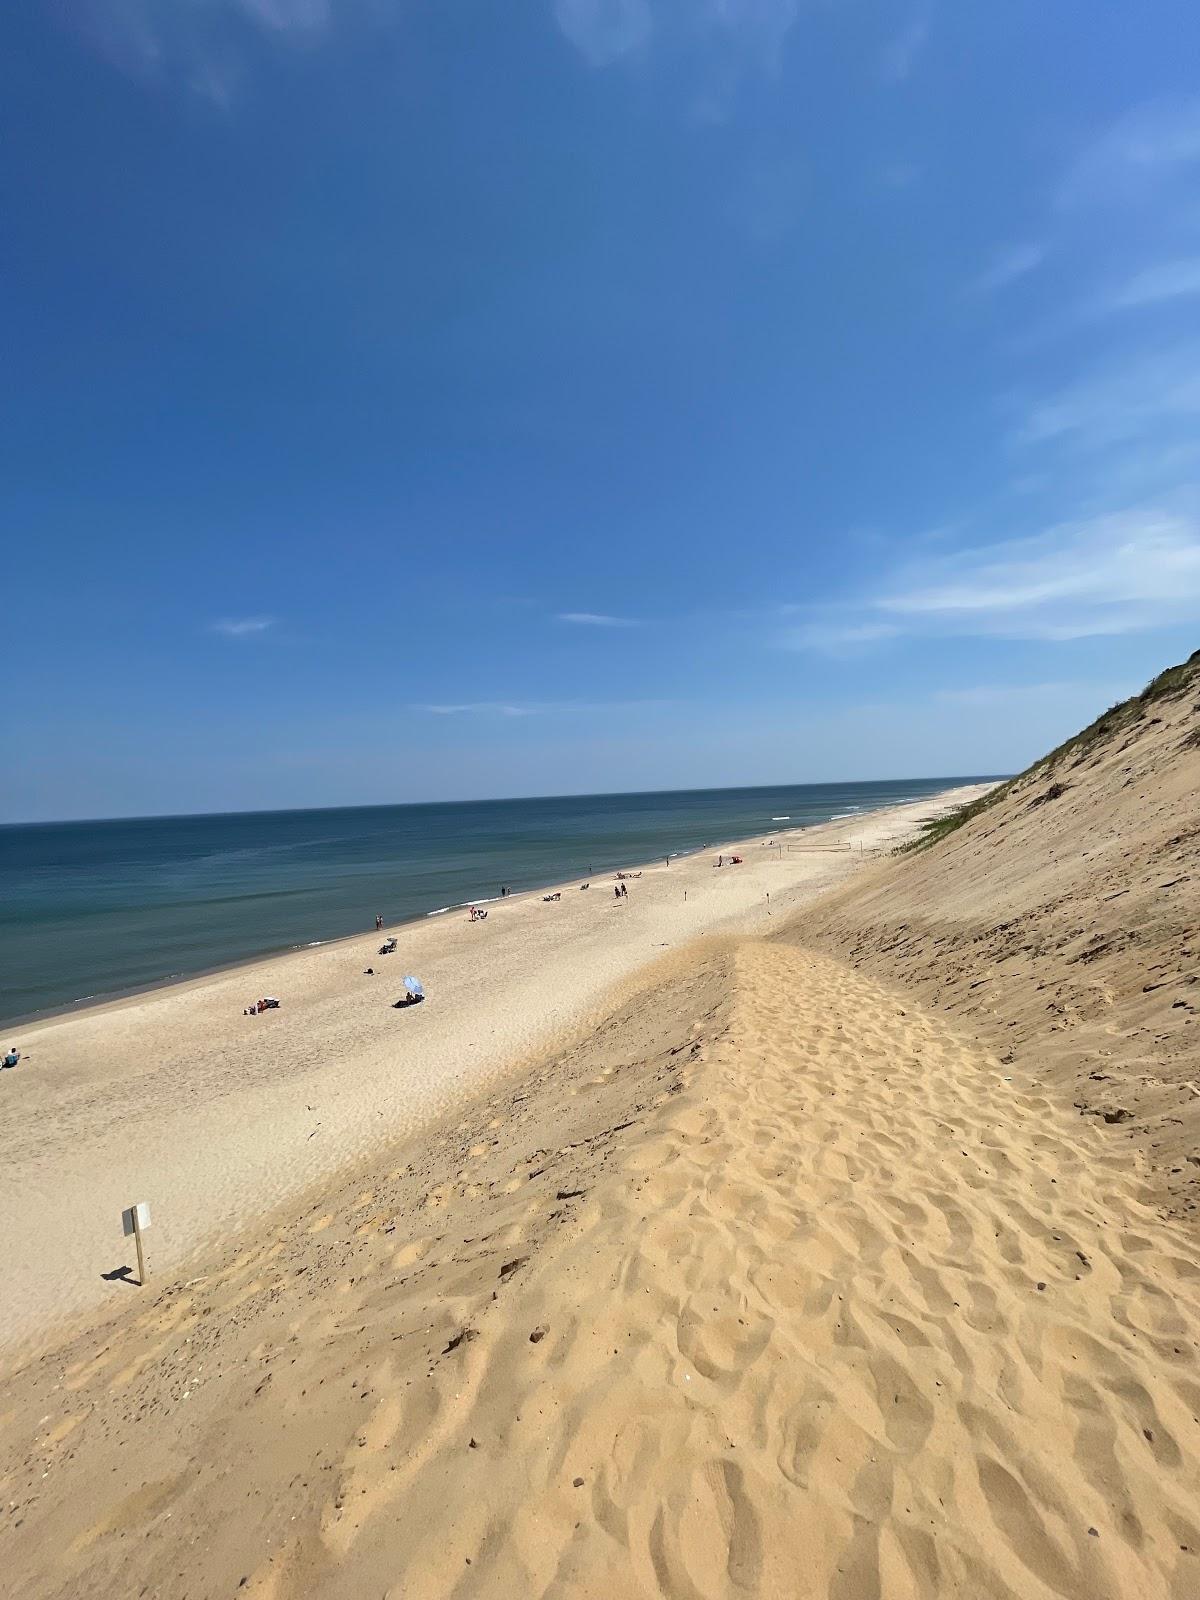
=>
[3,939,1198,1598]
[792,650,1200,1220]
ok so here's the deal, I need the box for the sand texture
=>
[793,651,1200,1219]
[2,939,1197,1599]
[3,654,1198,1600]
[0,789,984,1352]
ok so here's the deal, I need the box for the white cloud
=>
[1060,97,1200,207]
[1098,257,1200,314]
[416,697,672,716]
[81,0,803,100]
[779,620,901,652]
[971,243,1045,296]
[784,510,1200,648]
[210,616,275,636]
[237,0,330,31]
[934,682,1095,708]
[877,160,921,190]
[65,0,336,95]
[553,0,799,85]
[556,611,639,627]
[707,0,798,71]
[420,702,540,717]
[552,0,652,66]
[879,13,929,84]
[1018,345,1200,449]
[879,511,1200,639]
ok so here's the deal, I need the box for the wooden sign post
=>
[122,1201,152,1285]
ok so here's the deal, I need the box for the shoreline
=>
[1,841,723,1032]
[1,794,948,1033]
[0,784,989,1354]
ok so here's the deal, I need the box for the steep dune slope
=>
[789,651,1200,1220]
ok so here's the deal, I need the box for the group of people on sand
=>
[226,846,694,1033]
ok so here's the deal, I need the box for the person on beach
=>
[3,1046,19,1068]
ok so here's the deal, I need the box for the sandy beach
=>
[3,891,1198,1598]
[2,665,1196,1600]
[0,786,985,1355]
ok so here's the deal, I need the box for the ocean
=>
[0,779,988,1022]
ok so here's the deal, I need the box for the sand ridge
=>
[3,939,1198,1598]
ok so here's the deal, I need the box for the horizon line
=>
[0,773,1010,831]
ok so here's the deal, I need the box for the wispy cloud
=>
[877,160,921,191]
[1060,96,1200,207]
[553,0,799,91]
[63,0,335,98]
[879,512,1200,639]
[415,697,671,716]
[237,0,330,30]
[1095,256,1200,314]
[552,0,652,68]
[934,682,1096,708]
[1017,344,1200,449]
[82,0,804,104]
[879,12,929,84]
[210,616,275,637]
[971,242,1045,296]
[556,611,639,627]
[783,510,1200,647]
[419,702,541,717]
[780,620,901,653]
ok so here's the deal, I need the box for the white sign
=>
[122,1202,152,1236]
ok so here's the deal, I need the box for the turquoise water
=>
[0,780,989,1022]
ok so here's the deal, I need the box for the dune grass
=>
[897,649,1199,855]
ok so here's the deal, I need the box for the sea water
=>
[0,779,991,1021]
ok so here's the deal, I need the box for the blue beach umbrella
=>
[403,975,424,998]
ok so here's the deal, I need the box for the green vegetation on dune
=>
[897,648,1200,855]
[895,780,1017,854]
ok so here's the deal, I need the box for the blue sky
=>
[5,1,1200,820]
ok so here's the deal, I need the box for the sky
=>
[5,1,1200,821]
